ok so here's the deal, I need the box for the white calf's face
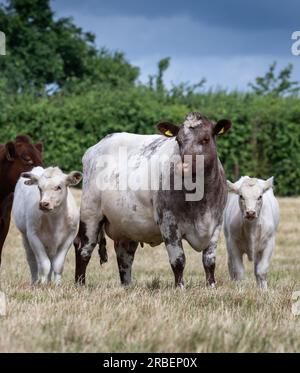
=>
[238,182,264,220]
[22,167,82,213]
[38,174,68,212]
[227,177,274,221]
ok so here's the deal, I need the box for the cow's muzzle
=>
[245,210,257,220]
[39,201,53,212]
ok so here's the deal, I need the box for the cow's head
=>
[21,167,82,213]
[157,112,231,175]
[227,177,274,221]
[5,135,43,189]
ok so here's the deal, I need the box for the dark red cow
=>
[0,135,43,266]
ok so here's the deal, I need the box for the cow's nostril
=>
[40,202,50,209]
[246,211,256,218]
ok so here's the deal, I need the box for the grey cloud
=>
[53,12,294,58]
[51,0,300,90]
[52,0,300,31]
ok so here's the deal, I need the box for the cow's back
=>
[83,132,171,167]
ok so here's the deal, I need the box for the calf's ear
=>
[66,171,82,186]
[157,122,180,137]
[5,141,16,161]
[227,180,239,194]
[213,119,232,136]
[35,141,43,153]
[21,172,39,185]
[263,176,274,193]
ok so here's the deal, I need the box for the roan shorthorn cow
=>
[0,135,43,267]
[74,112,232,287]
[224,176,280,289]
[12,166,82,284]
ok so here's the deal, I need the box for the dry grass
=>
[0,190,300,352]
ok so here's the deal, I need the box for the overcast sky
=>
[51,0,300,90]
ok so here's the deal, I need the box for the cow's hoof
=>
[207,282,217,289]
[176,282,185,290]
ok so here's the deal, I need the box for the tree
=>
[148,57,170,93]
[156,57,170,92]
[249,62,300,96]
[0,0,139,92]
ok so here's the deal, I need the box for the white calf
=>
[224,176,280,289]
[12,166,82,284]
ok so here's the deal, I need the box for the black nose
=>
[246,210,256,219]
[40,201,50,209]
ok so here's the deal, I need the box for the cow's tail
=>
[98,236,108,265]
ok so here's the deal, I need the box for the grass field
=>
[0,190,300,352]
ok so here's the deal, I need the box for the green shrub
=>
[0,86,299,196]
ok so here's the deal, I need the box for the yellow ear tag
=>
[218,127,225,135]
[165,130,173,137]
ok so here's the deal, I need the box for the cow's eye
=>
[258,195,262,200]
[54,186,62,191]
[239,195,244,200]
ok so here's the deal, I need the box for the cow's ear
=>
[66,171,82,186]
[227,180,239,194]
[263,176,274,193]
[35,141,43,153]
[157,122,180,137]
[21,172,39,185]
[214,119,232,136]
[5,141,16,161]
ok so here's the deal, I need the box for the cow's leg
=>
[202,225,221,288]
[27,233,51,284]
[114,241,138,286]
[165,242,185,288]
[202,245,216,288]
[52,232,76,285]
[74,233,91,285]
[254,238,274,290]
[159,214,185,288]
[227,240,244,281]
[0,194,13,267]
[74,217,105,285]
[75,191,104,284]
[22,235,38,284]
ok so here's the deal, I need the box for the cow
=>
[74,112,232,287]
[0,135,43,267]
[12,166,82,284]
[224,176,280,289]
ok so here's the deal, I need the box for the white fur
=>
[12,167,81,284]
[80,133,217,249]
[79,132,221,289]
[224,176,280,289]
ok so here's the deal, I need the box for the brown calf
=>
[0,135,43,266]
